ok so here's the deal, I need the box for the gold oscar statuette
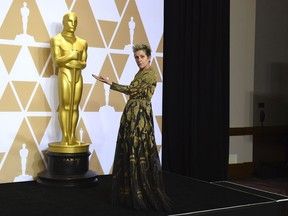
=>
[49,12,89,153]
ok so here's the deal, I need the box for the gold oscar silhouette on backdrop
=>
[37,12,97,186]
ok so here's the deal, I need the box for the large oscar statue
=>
[37,12,97,186]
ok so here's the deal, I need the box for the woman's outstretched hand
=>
[92,74,112,85]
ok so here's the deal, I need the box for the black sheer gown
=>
[110,67,172,212]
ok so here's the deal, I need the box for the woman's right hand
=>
[92,74,112,85]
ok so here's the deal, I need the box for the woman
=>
[92,44,172,212]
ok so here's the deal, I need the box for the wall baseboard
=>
[228,162,254,180]
[229,126,288,136]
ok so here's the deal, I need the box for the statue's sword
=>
[68,59,77,145]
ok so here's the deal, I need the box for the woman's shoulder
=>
[144,67,156,75]
[142,67,157,82]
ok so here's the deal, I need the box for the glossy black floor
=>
[0,172,287,216]
[233,176,288,197]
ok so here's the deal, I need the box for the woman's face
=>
[134,50,151,71]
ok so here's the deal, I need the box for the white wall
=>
[230,0,288,164]
[253,0,288,126]
[229,0,256,163]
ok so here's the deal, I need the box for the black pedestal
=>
[37,151,98,187]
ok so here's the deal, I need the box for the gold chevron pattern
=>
[0,0,163,183]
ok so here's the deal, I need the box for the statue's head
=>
[62,12,77,33]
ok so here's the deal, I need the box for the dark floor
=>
[0,172,287,216]
[233,176,288,197]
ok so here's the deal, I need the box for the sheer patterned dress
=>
[110,67,172,212]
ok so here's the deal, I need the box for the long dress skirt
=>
[111,98,172,212]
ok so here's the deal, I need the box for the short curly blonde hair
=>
[132,44,151,57]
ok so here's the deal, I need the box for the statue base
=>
[37,169,98,187]
[48,142,90,153]
[37,144,98,187]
